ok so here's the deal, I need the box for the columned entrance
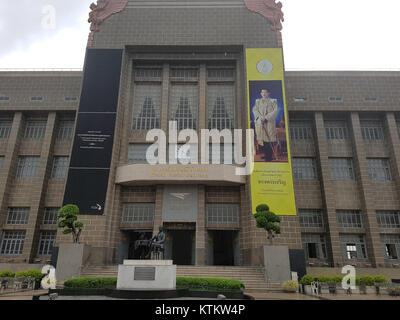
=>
[164,222,195,265]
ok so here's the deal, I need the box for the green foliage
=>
[360,275,375,286]
[15,269,44,281]
[0,270,15,278]
[63,277,117,289]
[387,286,400,296]
[253,203,281,244]
[176,277,245,291]
[282,280,299,293]
[373,275,388,284]
[332,275,344,284]
[316,276,333,283]
[300,275,315,285]
[58,204,84,243]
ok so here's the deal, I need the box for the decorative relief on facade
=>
[88,0,129,47]
[243,0,284,47]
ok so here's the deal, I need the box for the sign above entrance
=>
[162,185,198,222]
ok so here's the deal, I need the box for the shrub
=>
[282,280,299,293]
[387,286,400,296]
[373,275,388,284]
[15,270,44,281]
[316,276,333,283]
[300,275,315,286]
[360,275,374,286]
[63,277,117,289]
[332,275,344,284]
[0,270,15,278]
[176,277,245,291]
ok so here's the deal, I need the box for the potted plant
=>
[253,204,281,245]
[332,275,345,294]
[300,275,315,295]
[373,275,388,295]
[317,276,334,294]
[282,280,299,293]
[359,275,375,294]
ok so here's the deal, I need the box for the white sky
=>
[0,0,399,70]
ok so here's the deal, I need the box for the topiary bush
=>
[0,270,15,278]
[15,269,44,281]
[332,275,344,284]
[176,277,245,291]
[360,275,375,286]
[282,280,299,293]
[373,275,388,284]
[300,275,315,286]
[63,277,117,289]
[316,276,333,283]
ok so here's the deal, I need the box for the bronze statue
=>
[133,227,166,260]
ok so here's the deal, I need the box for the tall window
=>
[298,209,324,228]
[209,144,234,164]
[122,203,154,223]
[16,156,40,178]
[381,235,400,260]
[0,231,25,255]
[301,234,327,259]
[329,158,354,180]
[206,203,239,224]
[42,208,59,225]
[132,83,162,130]
[325,120,349,140]
[337,210,363,228]
[367,158,392,181]
[0,120,12,139]
[207,68,235,131]
[24,120,47,139]
[340,234,368,260]
[376,211,400,229]
[289,120,314,140]
[170,84,198,131]
[6,207,30,225]
[360,120,384,140]
[292,158,317,180]
[57,120,74,140]
[51,156,69,179]
[128,144,158,164]
[37,231,56,255]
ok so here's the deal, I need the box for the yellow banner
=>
[246,48,296,215]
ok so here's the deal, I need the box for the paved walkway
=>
[245,291,319,300]
[0,289,48,300]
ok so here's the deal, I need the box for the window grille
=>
[206,203,239,224]
[325,120,348,140]
[299,210,324,228]
[289,120,313,140]
[0,120,12,138]
[340,234,368,259]
[376,211,400,229]
[16,156,40,178]
[122,203,155,223]
[51,156,69,179]
[24,120,46,139]
[207,68,234,79]
[301,234,327,259]
[207,84,235,130]
[337,210,363,228]
[169,84,198,130]
[367,158,392,181]
[132,84,161,130]
[0,231,25,255]
[37,231,56,255]
[360,120,384,140]
[42,208,59,225]
[6,208,30,225]
[128,144,158,164]
[292,158,317,180]
[57,120,74,140]
[329,158,354,180]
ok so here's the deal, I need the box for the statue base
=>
[116,260,176,290]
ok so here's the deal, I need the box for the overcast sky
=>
[0,0,399,70]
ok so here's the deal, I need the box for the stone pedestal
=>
[117,260,176,290]
[263,245,291,282]
[55,243,91,282]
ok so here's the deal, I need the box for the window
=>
[170,68,198,80]
[24,120,46,139]
[51,156,69,179]
[208,144,235,164]
[134,67,162,79]
[376,211,400,229]
[6,207,30,225]
[16,156,40,178]
[367,158,392,181]
[169,84,198,131]
[57,120,74,140]
[325,120,348,140]
[128,144,158,164]
[37,231,56,255]
[132,83,162,130]
[360,120,384,140]
[207,84,235,131]
[289,120,314,140]
[340,234,368,260]
[329,158,354,180]
[42,208,59,225]
[64,97,78,102]
[0,120,12,139]
[30,96,43,102]
[381,235,400,260]
[122,203,154,223]
[364,97,377,103]
[206,203,239,224]
[293,97,308,103]
[299,209,324,228]
[301,234,327,259]
[169,144,197,164]
[292,158,317,180]
[0,96,10,102]
[328,97,343,102]
[337,210,363,228]
[0,231,25,255]
[207,68,234,79]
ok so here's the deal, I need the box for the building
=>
[1,0,400,278]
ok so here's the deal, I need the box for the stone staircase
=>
[80,265,283,292]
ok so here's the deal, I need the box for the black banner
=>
[63,49,123,215]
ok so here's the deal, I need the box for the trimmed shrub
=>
[332,275,344,284]
[360,275,374,286]
[282,280,299,293]
[64,277,117,289]
[300,275,315,286]
[15,270,44,281]
[176,277,245,291]
[0,270,15,278]
[316,276,333,283]
[373,275,388,284]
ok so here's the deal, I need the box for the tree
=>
[57,204,84,243]
[254,204,281,245]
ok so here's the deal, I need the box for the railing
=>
[0,277,36,292]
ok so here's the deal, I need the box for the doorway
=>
[166,230,194,265]
[209,230,238,266]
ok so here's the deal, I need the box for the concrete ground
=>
[0,289,48,300]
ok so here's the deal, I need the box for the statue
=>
[87,0,129,46]
[133,227,166,260]
[243,0,285,46]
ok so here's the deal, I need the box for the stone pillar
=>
[314,112,342,266]
[160,64,170,133]
[349,112,384,267]
[385,113,400,206]
[153,185,164,235]
[195,185,206,265]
